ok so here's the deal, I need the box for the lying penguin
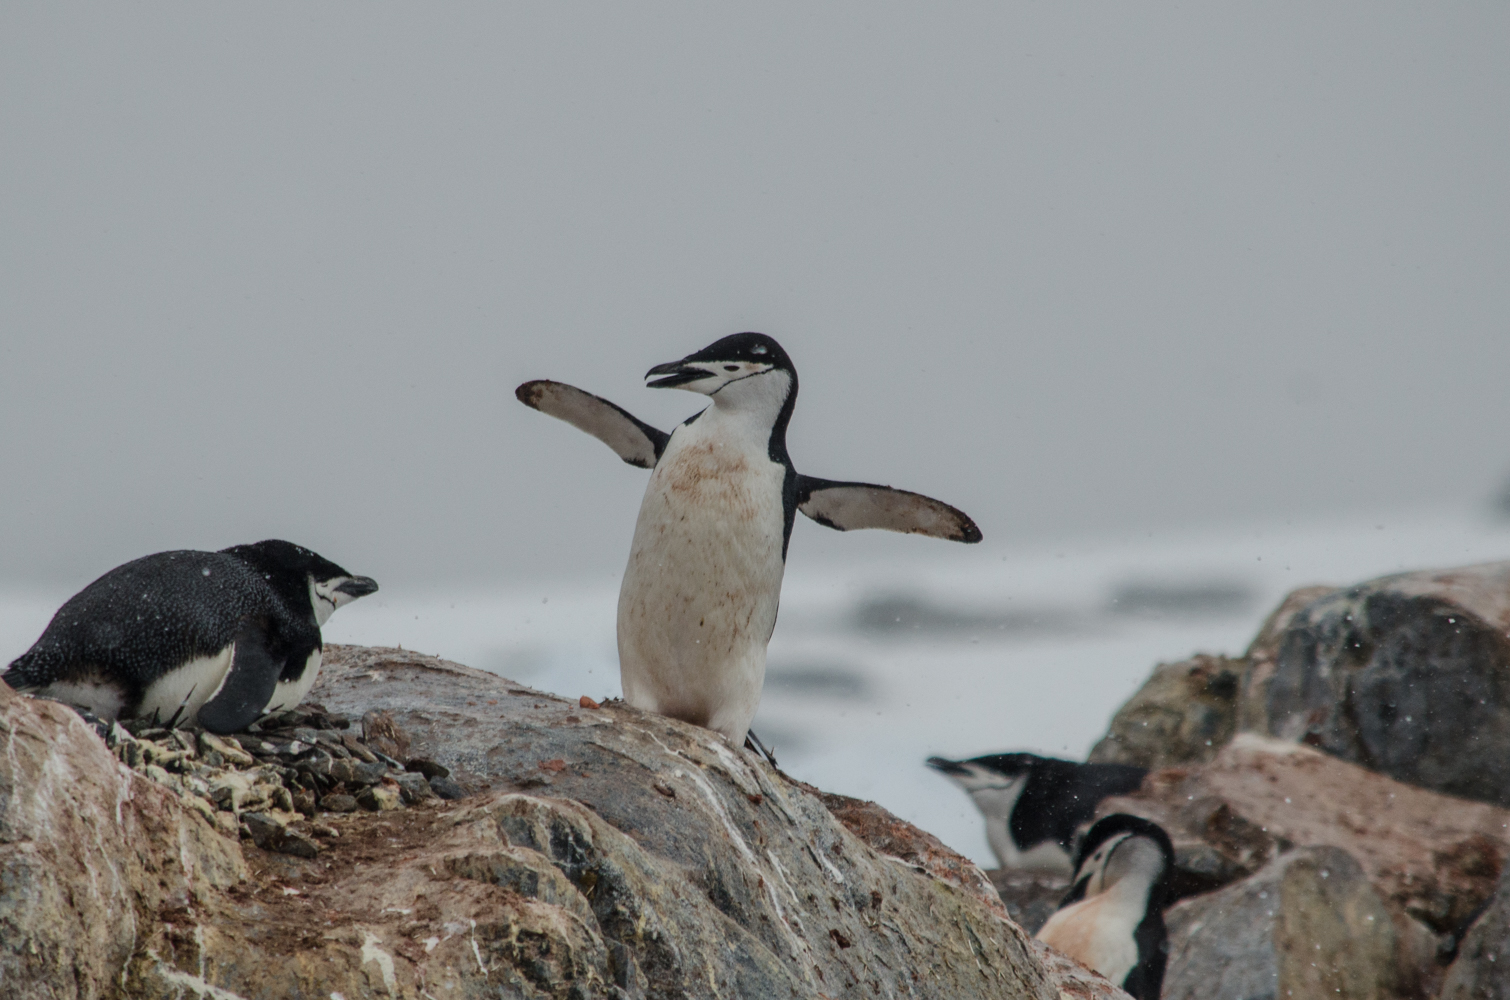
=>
[2,540,377,733]
[1035,814,1175,1000]
[927,752,1147,873]
[518,332,980,749]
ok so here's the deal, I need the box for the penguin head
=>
[1065,814,1174,903]
[220,540,379,627]
[927,753,1040,820]
[645,333,796,412]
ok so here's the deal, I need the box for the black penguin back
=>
[1010,757,1149,852]
[3,548,314,709]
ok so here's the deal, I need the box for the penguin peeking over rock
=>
[2,540,377,734]
[518,332,981,755]
[1035,813,1176,1000]
[927,751,1148,874]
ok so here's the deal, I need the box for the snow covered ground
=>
[3,504,1507,867]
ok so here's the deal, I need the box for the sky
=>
[2,5,1509,590]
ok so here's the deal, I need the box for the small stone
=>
[394,772,435,804]
[292,790,318,817]
[580,695,601,709]
[428,775,466,800]
[311,823,340,838]
[357,785,403,812]
[241,811,320,858]
[405,758,449,780]
[362,709,412,761]
[340,734,379,764]
[320,793,358,813]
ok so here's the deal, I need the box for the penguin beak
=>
[335,576,379,598]
[645,359,714,389]
[925,756,969,776]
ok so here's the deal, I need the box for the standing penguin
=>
[517,332,980,746]
[927,752,1148,873]
[2,540,377,733]
[1035,814,1175,1000]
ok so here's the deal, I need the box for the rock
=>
[428,773,466,799]
[1246,561,1510,808]
[392,771,434,804]
[1088,654,1243,769]
[405,756,450,779]
[320,792,358,813]
[1440,866,1510,1000]
[989,869,1071,935]
[0,675,244,998]
[356,783,403,811]
[362,708,411,761]
[1163,846,1437,1000]
[241,811,320,859]
[197,730,255,768]
[1097,734,1510,937]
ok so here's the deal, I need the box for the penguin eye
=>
[724,365,739,372]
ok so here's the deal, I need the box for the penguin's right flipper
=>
[516,380,669,469]
[197,626,284,734]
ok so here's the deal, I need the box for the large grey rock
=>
[1163,846,1435,1000]
[1088,653,1243,769]
[1441,867,1510,1000]
[0,643,1047,999]
[1249,561,1510,808]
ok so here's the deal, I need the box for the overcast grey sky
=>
[2,5,1508,588]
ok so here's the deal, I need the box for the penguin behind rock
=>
[2,540,377,734]
[518,332,981,747]
[927,752,1147,874]
[1035,813,1175,1000]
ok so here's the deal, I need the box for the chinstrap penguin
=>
[2,540,377,734]
[518,332,981,748]
[927,752,1147,874]
[1035,813,1175,1000]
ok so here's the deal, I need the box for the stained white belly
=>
[617,418,787,742]
[136,646,236,727]
[265,648,322,715]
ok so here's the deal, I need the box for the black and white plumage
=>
[2,540,377,734]
[518,332,981,745]
[927,752,1147,874]
[1034,814,1175,1000]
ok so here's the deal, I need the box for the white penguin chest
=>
[618,414,788,675]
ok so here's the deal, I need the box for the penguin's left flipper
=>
[796,475,983,543]
[197,626,285,734]
[516,380,669,469]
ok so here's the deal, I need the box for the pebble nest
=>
[76,703,466,858]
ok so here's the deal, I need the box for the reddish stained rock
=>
[1098,733,1510,935]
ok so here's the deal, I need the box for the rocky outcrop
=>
[1087,654,1243,769]
[1246,562,1510,808]
[1162,846,1437,1000]
[1096,734,1510,938]
[1439,866,1510,1000]
[0,677,244,999]
[2,645,1061,999]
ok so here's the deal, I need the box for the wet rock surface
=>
[1440,866,1510,1000]
[1087,653,1243,770]
[1096,734,1510,938]
[1248,562,1510,808]
[3,644,1059,1000]
[1162,846,1436,1000]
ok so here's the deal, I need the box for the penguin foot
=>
[745,729,779,767]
